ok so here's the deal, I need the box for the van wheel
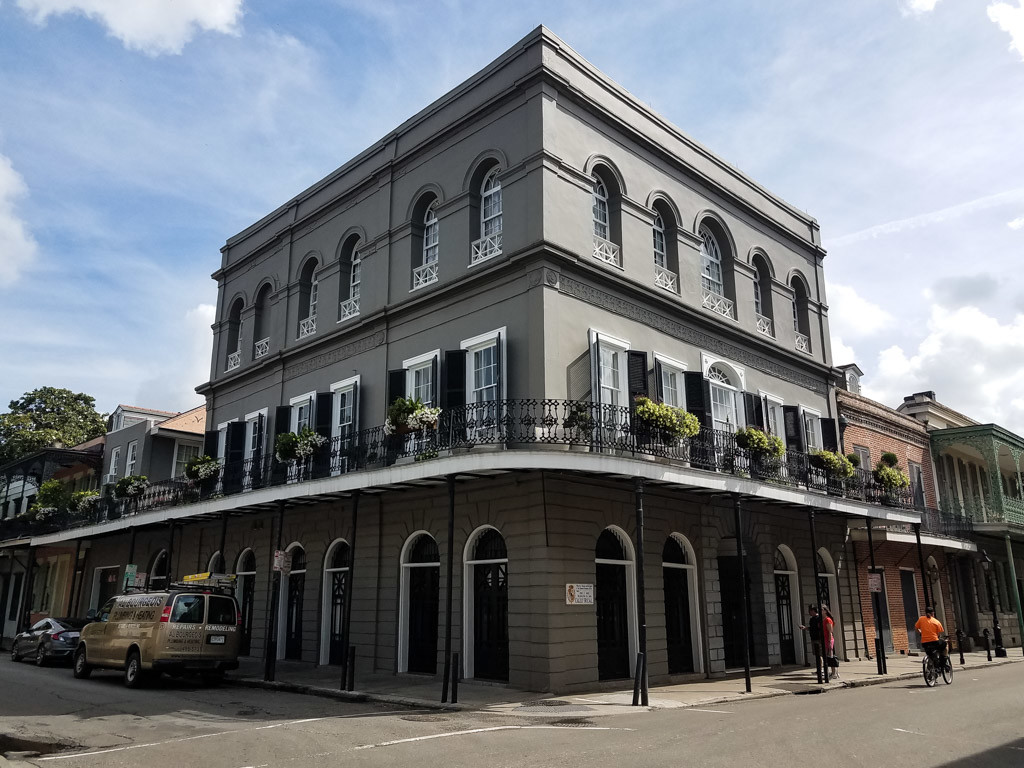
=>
[124,651,145,689]
[73,647,92,679]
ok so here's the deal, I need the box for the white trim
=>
[403,350,440,408]
[774,544,805,665]
[320,537,351,666]
[798,405,823,452]
[758,391,785,438]
[289,391,316,406]
[207,551,222,572]
[171,438,202,479]
[461,525,508,679]
[596,525,639,678]
[699,352,746,391]
[653,353,687,409]
[402,350,441,370]
[663,533,703,674]
[289,391,316,433]
[461,328,507,408]
[125,440,138,477]
[398,530,440,674]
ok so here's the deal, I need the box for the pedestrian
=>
[799,605,832,680]
[822,604,839,679]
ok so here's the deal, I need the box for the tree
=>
[0,387,107,465]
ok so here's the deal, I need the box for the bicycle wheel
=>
[923,657,937,687]
[941,657,953,685]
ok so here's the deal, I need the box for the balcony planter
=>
[873,456,910,506]
[735,427,785,480]
[563,403,596,444]
[632,397,700,448]
[808,451,854,494]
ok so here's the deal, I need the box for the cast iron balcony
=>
[413,262,438,289]
[654,265,678,293]
[254,337,270,359]
[592,236,622,268]
[471,233,502,265]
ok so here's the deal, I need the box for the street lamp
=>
[981,550,1008,658]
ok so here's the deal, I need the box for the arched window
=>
[321,539,352,666]
[226,298,243,371]
[463,527,509,681]
[297,258,318,339]
[663,534,701,674]
[791,277,811,354]
[236,548,256,655]
[773,545,802,665]
[652,201,680,293]
[707,364,740,432]
[279,543,306,660]
[147,549,168,591]
[338,235,361,320]
[751,254,774,337]
[412,198,440,289]
[594,526,637,680]
[207,550,223,573]
[590,167,622,268]
[253,284,272,359]
[399,532,441,673]
[699,222,736,319]
[477,168,503,262]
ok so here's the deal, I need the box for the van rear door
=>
[164,593,206,663]
[203,595,240,660]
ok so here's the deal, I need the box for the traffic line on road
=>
[688,709,733,714]
[38,709,430,761]
[354,725,634,750]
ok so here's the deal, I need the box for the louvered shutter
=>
[271,405,291,485]
[626,351,649,402]
[313,392,333,478]
[744,393,765,430]
[203,430,219,460]
[387,369,406,410]
[783,406,805,453]
[443,350,468,447]
[821,419,839,452]
[223,421,246,494]
[683,372,712,431]
[653,359,665,402]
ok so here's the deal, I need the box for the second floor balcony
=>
[654,264,678,293]
[471,233,502,265]
[592,236,621,268]
[702,289,735,320]
[226,350,241,371]
[298,315,316,339]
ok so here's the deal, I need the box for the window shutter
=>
[626,350,649,402]
[351,383,360,433]
[255,413,265,455]
[591,334,602,408]
[782,405,804,453]
[203,430,219,459]
[653,359,664,402]
[387,369,406,409]
[495,331,503,400]
[821,419,839,452]
[443,350,467,410]
[743,393,765,430]
[430,355,439,406]
[567,347,592,402]
[223,421,246,494]
[315,393,333,440]
[250,413,266,489]
[683,372,712,431]
[274,405,291,439]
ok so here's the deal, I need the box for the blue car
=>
[10,617,89,666]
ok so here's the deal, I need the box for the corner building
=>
[13,27,930,692]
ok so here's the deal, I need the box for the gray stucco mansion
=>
[21,27,927,693]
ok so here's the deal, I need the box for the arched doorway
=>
[146,550,168,591]
[207,551,223,573]
[663,534,701,674]
[279,544,306,660]
[816,549,841,656]
[400,533,440,674]
[321,539,351,666]
[235,549,256,656]
[717,536,757,668]
[595,527,636,680]
[463,527,509,681]
[774,546,801,665]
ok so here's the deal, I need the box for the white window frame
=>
[759,391,785,438]
[588,330,630,409]
[171,440,201,478]
[422,202,439,266]
[216,420,235,465]
[397,531,441,674]
[461,525,509,679]
[592,177,610,240]
[700,227,724,297]
[289,391,316,432]
[594,526,640,678]
[244,408,269,461]
[663,533,704,674]
[653,213,667,269]
[701,353,746,433]
[854,445,871,469]
[403,350,440,408]
[125,441,138,477]
[481,168,502,238]
[461,328,506,404]
[800,406,823,452]
[109,446,121,478]
[753,265,763,316]
[329,376,360,475]
[653,353,687,410]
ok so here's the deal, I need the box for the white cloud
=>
[830,336,859,368]
[988,1,1024,61]
[0,154,39,287]
[134,303,213,411]
[862,304,1024,432]
[16,0,243,55]
[826,283,896,339]
[1009,216,1024,229]
[902,0,941,16]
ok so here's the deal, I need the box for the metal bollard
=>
[450,652,459,705]
[956,629,965,666]
[631,652,645,706]
[983,629,992,662]
[347,645,356,691]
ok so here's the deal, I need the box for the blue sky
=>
[1,0,1023,431]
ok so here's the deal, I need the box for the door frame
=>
[900,567,921,650]
[816,548,842,658]
[870,566,894,652]
[319,538,350,666]
[90,565,120,611]
[462,525,508,680]
[277,541,305,660]
[774,544,803,665]
[594,525,638,679]
[397,531,440,674]
[235,549,256,656]
[662,533,703,674]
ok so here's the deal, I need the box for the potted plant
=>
[384,397,441,435]
[734,426,785,478]
[114,475,150,500]
[633,396,701,445]
[184,454,220,481]
[72,490,101,520]
[563,402,596,441]
[846,452,861,469]
[873,452,910,503]
[809,450,855,479]
[274,427,328,463]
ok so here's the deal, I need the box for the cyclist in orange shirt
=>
[915,606,946,663]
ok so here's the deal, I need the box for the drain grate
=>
[521,699,572,707]
[549,718,594,728]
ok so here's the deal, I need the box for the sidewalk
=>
[230,650,1023,716]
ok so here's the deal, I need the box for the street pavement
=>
[1,655,1023,767]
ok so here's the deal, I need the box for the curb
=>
[838,656,1022,690]
[226,677,466,712]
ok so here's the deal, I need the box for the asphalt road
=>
[1,655,1023,768]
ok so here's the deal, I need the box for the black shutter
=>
[683,372,713,430]
[443,350,467,410]
[223,421,246,494]
[314,392,333,478]
[203,430,219,459]
[430,355,439,407]
[821,419,839,452]
[743,393,765,430]
[783,406,805,453]
[567,347,592,402]
[591,334,602,408]
[350,383,360,433]
[387,369,406,409]
[271,405,291,485]
[249,413,266,489]
[626,351,649,402]
[653,359,664,402]
[495,332,504,399]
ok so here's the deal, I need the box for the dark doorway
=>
[237,550,256,656]
[719,555,756,668]
[285,547,305,660]
[663,537,694,674]
[472,529,508,682]
[96,568,120,609]
[900,569,921,650]
[406,535,440,674]
[327,542,350,665]
[871,568,894,652]
[774,549,796,665]
[596,529,631,680]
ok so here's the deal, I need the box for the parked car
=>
[73,575,240,688]
[11,617,89,666]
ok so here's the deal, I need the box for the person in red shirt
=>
[915,606,946,663]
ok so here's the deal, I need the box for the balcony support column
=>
[264,499,285,682]
[632,477,649,706]
[218,507,229,571]
[66,538,83,615]
[1004,534,1024,657]
[0,546,17,646]
[914,523,930,608]
[866,520,887,675]
[733,494,752,693]
[441,475,456,703]
[339,490,359,691]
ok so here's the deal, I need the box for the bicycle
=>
[922,638,953,687]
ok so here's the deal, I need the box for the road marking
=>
[354,725,633,750]
[688,709,733,714]
[39,709,430,761]
[572,697,605,703]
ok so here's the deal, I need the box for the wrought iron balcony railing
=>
[702,289,735,319]
[339,297,359,320]
[654,265,678,293]
[1,399,928,541]
[413,262,438,289]
[226,351,240,372]
[254,337,270,359]
[298,315,316,339]
[756,313,773,337]
[471,234,502,265]
[592,236,622,268]
[795,332,811,354]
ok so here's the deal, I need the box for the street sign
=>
[565,583,594,605]
[122,564,137,591]
[868,573,883,593]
